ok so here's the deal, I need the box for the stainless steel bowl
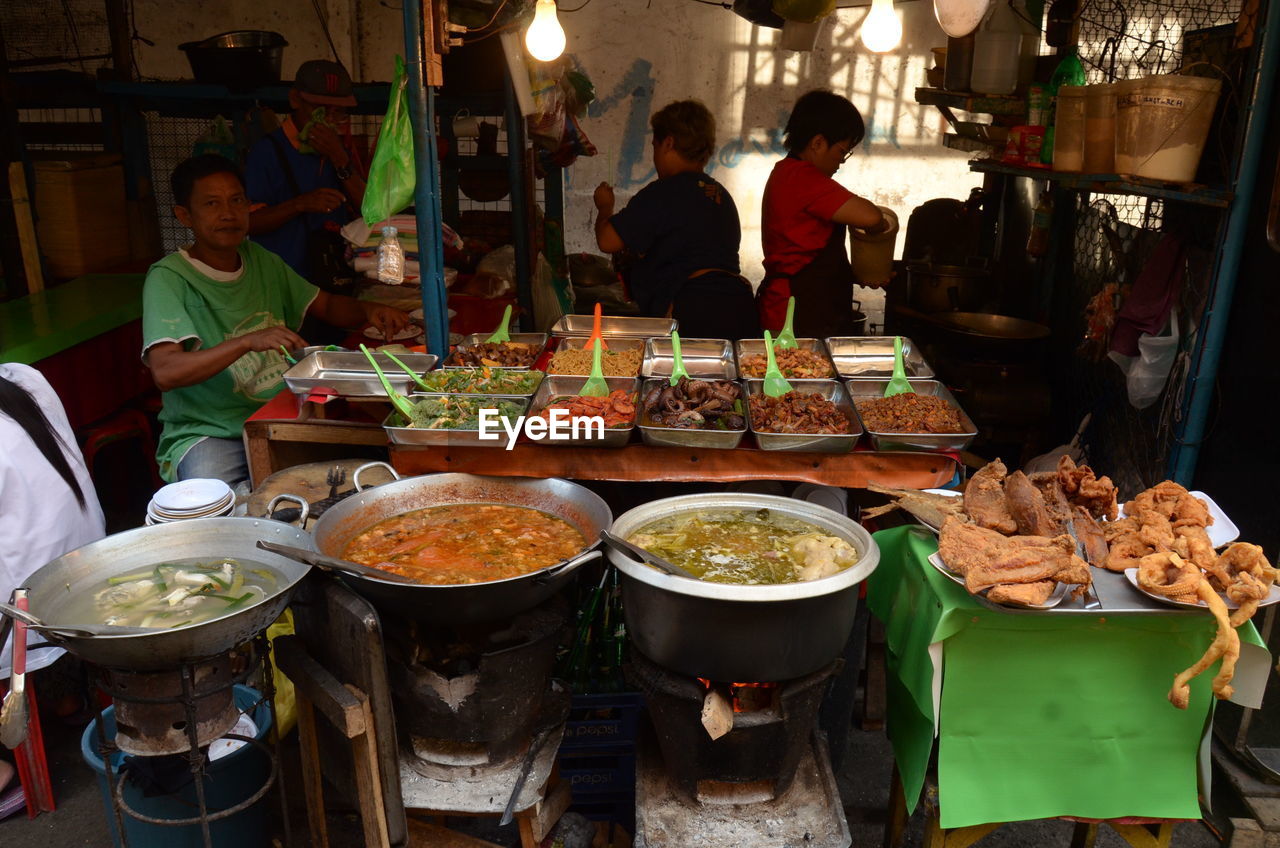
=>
[607,493,879,680]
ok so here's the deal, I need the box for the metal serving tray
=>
[743,380,862,454]
[284,351,438,398]
[636,377,746,450]
[442,333,548,370]
[528,376,640,448]
[735,338,836,379]
[382,393,529,447]
[413,368,544,398]
[844,379,977,452]
[551,314,677,338]
[824,336,936,380]
[546,336,646,377]
[641,338,737,380]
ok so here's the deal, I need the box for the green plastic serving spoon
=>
[668,331,690,387]
[776,297,799,349]
[359,344,418,419]
[381,349,431,392]
[762,330,793,398]
[883,336,915,397]
[279,345,298,365]
[579,338,610,398]
[485,304,513,344]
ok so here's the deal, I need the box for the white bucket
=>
[849,206,899,285]
[1115,73,1222,182]
[780,18,826,51]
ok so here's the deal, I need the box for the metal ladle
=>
[598,530,701,581]
[0,602,155,638]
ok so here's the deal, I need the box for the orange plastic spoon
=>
[586,302,609,352]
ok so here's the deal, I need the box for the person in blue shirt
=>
[593,100,759,340]
[244,60,366,287]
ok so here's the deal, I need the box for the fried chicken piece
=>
[1030,472,1076,528]
[1004,471,1062,537]
[964,460,1017,535]
[1105,537,1153,572]
[1171,490,1212,529]
[1216,543,1278,626]
[939,517,1090,595]
[1072,507,1109,568]
[988,581,1056,606]
[1102,516,1139,542]
[1137,551,1202,599]
[965,548,1067,593]
[937,516,1002,576]
[1168,576,1239,709]
[1135,511,1175,551]
[1057,456,1119,520]
[1172,524,1220,577]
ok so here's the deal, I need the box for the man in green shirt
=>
[142,154,409,487]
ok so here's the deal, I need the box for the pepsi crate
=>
[559,751,636,798]
[569,792,635,833]
[562,692,644,753]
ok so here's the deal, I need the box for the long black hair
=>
[0,375,87,509]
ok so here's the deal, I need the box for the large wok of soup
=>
[20,518,314,670]
[607,493,879,681]
[308,472,612,623]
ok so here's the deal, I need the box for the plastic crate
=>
[569,792,635,832]
[561,692,644,753]
[559,750,636,798]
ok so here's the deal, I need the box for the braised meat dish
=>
[855,392,966,434]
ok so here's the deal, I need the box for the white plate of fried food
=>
[864,484,963,532]
[1124,543,1280,612]
[927,551,1070,610]
[1115,490,1238,549]
[1124,567,1280,611]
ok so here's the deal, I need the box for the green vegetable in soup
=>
[628,509,858,585]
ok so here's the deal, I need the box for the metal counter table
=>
[242,390,962,490]
[867,525,1269,830]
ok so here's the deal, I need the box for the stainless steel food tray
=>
[824,336,935,379]
[743,380,862,453]
[442,333,548,370]
[546,336,646,377]
[551,314,677,338]
[641,337,737,379]
[845,379,977,452]
[382,393,529,447]
[528,376,640,448]
[735,338,836,379]
[413,367,545,398]
[284,351,438,398]
[637,377,746,450]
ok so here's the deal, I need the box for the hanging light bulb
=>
[860,0,902,52]
[525,0,566,62]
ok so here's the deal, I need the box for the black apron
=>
[771,222,858,340]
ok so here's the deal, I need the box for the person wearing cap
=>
[244,60,366,285]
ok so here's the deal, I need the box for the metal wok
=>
[607,494,879,681]
[306,472,613,624]
[19,518,314,671]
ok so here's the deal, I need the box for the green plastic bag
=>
[362,56,415,228]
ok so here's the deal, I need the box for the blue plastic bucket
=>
[80,684,273,848]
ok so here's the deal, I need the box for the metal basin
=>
[22,518,313,671]
[607,493,879,681]
[309,473,612,624]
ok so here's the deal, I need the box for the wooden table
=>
[243,390,961,489]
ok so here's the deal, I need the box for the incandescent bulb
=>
[860,0,902,52]
[525,0,566,62]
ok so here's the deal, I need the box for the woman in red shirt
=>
[758,90,888,337]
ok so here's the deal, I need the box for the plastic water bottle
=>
[376,225,404,285]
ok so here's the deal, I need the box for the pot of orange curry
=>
[300,470,613,623]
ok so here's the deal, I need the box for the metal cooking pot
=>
[607,494,879,681]
[906,262,993,313]
[21,518,313,671]
[306,472,612,624]
[178,30,287,89]
[850,299,868,336]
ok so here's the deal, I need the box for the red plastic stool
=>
[78,407,165,490]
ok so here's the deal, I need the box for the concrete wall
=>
[130,0,981,283]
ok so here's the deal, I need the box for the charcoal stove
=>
[628,649,851,848]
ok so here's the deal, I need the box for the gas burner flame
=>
[697,678,779,713]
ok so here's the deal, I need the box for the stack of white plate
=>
[145,479,235,525]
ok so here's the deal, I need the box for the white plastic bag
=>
[1108,307,1179,409]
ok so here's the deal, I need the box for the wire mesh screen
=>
[0,0,112,71]
[1078,0,1242,81]
[142,114,212,253]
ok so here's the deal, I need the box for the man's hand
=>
[240,326,308,353]
[364,304,411,338]
[307,123,350,168]
[593,182,615,215]
[293,188,347,215]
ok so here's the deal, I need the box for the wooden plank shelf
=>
[915,87,1027,116]
[968,158,1234,208]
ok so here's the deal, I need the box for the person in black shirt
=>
[593,100,759,339]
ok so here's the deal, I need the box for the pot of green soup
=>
[607,493,879,681]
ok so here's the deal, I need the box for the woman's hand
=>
[364,303,411,338]
[593,182,615,214]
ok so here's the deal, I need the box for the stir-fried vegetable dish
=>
[72,558,278,629]
[629,509,859,584]
[344,504,586,584]
[393,396,525,430]
[417,367,543,395]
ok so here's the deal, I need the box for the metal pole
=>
[1170,0,1280,483]
[402,0,449,360]
[504,74,535,329]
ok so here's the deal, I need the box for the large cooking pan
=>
[20,518,313,671]
[306,472,612,623]
[607,493,879,681]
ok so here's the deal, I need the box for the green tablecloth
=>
[0,274,145,363]
[867,525,1267,829]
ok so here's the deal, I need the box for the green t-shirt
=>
[142,241,319,480]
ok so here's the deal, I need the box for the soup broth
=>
[344,503,586,585]
[628,508,859,584]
